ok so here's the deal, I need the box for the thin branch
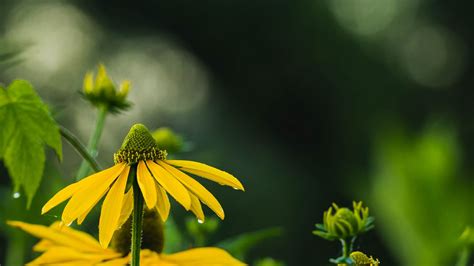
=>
[59,126,101,173]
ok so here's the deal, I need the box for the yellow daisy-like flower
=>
[8,221,245,266]
[42,123,244,248]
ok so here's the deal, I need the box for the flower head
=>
[82,64,131,113]
[335,251,380,266]
[8,220,245,265]
[42,123,244,248]
[313,201,374,240]
[349,251,380,266]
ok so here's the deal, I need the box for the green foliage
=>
[372,123,471,265]
[185,216,220,246]
[0,161,65,265]
[0,80,62,207]
[216,227,282,260]
[0,40,25,70]
[254,257,286,266]
[162,216,185,253]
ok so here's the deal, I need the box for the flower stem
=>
[5,229,26,266]
[349,236,357,254]
[131,168,144,266]
[59,126,101,172]
[340,238,350,258]
[75,105,108,180]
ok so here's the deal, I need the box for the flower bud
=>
[81,64,131,113]
[152,127,184,154]
[314,201,374,240]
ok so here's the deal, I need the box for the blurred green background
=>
[0,0,473,265]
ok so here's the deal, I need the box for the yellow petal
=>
[33,239,53,251]
[29,246,121,265]
[42,164,126,214]
[49,221,104,250]
[165,160,244,191]
[137,161,157,209]
[162,247,246,266]
[146,160,191,210]
[159,161,224,219]
[117,188,133,229]
[77,189,108,225]
[83,71,94,93]
[99,166,129,248]
[62,164,127,225]
[155,184,170,222]
[42,182,81,215]
[189,193,205,222]
[97,256,131,265]
[7,221,101,253]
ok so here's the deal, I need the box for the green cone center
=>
[114,124,167,164]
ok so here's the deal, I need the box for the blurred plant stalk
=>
[75,104,107,180]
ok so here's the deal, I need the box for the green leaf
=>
[0,80,62,207]
[216,227,283,260]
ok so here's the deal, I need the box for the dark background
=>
[1,0,473,265]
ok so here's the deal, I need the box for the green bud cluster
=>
[313,201,374,240]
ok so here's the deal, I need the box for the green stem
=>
[131,167,144,266]
[5,230,26,266]
[76,105,108,180]
[59,126,101,172]
[340,238,350,258]
[349,236,356,254]
[455,246,470,266]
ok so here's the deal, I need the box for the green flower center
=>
[114,124,167,164]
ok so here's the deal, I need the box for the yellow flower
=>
[8,221,245,266]
[82,64,131,113]
[42,124,244,248]
[103,249,245,266]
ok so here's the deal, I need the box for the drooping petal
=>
[49,221,103,249]
[137,161,157,209]
[189,193,205,222]
[162,247,246,266]
[165,160,244,191]
[7,221,101,253]
[41,182,81,215]
[146,160,191,210]
[77,189,108,225]
[33,239,53,251]
[62,164,127,225]
[42,164,127,214]
[158,161,224,219]
[117,188,133,229]
[98,256,131,265]
[28,247,121,265]
[99,166,130,248]
[155,183,170,222]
